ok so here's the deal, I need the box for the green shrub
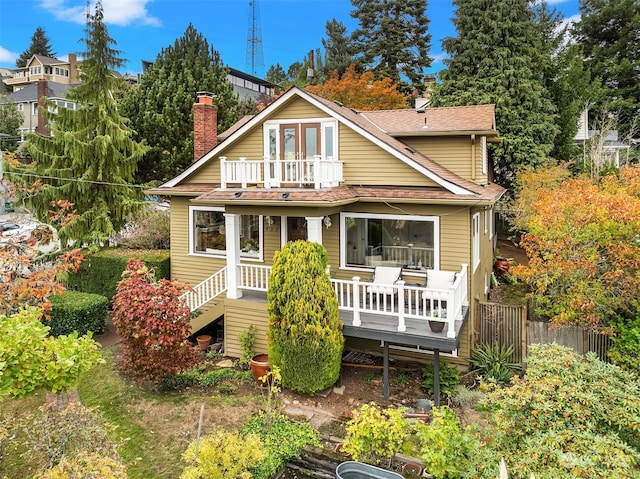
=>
[66,248,170,302]
[469,343,521,384]
[414,406,476,478]
[422,360,460,399]
[34,452,128,479]
[218,382,238,395]
[242,412,320,479]
[47,291,109,336]
[181,429,265,479]
[469,343,640,478]
[342,403,410,466]
[267,241,344,393]
[199,368,236,387]
[608,315,640,374]
[238,325,256,369]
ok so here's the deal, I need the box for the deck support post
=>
[383,341,390,400]
[433,349,440,407]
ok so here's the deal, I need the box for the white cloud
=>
[39,0,160,27]
[0,46,18,64]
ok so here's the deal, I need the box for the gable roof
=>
[162,87,500,197]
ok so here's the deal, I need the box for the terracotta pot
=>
[401,462,423,477]
[250,353,269,383]
[494,258,510,276]
[196,334,211,351]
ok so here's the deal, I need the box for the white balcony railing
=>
[220,156,343,189]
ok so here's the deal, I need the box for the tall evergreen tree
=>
[533,2,593,161]
[432,0,558,187]
[573,0,640,136]
[16,1,147,246]
[266,63,287,85]
[16,27,56,67]
[0,100,22,151]
[119,24,241,184]
[322,19,356,77]
[350,0,432,91]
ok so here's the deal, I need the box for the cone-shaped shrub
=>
[267,240,344,393]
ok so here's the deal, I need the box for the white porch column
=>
[305,216,323,245]
[224,213,243,299]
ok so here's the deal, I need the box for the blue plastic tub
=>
[335,461,404,479]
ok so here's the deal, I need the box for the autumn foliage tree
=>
[509,163,640,329]
[306,64,408,110]
[112,259,199,385]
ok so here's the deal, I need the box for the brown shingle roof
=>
[150,183,504,205]
[360,104,496,134]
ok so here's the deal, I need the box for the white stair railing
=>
[180,267,228,312]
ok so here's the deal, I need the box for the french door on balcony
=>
[278,123,320,185]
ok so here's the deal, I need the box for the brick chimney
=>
[193,91,217,161]
[35,78,49,135]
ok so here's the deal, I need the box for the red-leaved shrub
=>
[112,259,198,384]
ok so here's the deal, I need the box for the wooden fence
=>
[475,300,613,364]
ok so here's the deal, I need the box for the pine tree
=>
[322,19,356,78]
[16,27,56,67]
[119,24,242,184]
[350,0,432,91]
[16,1,147,246]
[266,63,287,85]
[432,0,558,187]
[573,0,640,137]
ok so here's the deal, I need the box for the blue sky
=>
[0,0,580,79]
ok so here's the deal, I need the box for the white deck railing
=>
[332,264,467,339]
[181,267,227,311]
[220,156,343,189]
[184,263,468,338]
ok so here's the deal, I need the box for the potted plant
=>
[249,353,270,383]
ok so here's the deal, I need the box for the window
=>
[484,208,493,237]
[32,103,38,115]
[341,212,438,270]
[189,206,262,258]
[472,213,480,271]
[17,103,23,112]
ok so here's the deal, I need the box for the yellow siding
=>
[170,197,227,287]
[340,126,437,186]
[403,136,488,185]
[224,299,269,358]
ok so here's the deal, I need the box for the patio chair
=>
[366,266,402,296]
[422,269,456,306]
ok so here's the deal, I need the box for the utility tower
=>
[246,0,265,78]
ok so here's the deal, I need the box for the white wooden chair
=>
[422,269,456,308]
[366,266,402,296]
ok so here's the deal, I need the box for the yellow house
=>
[149,86,504,383]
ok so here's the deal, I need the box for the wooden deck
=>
[233,290,468,352]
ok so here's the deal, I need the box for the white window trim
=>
[339,212,440,271]
[188,205,264,261]
[472,213,480,271]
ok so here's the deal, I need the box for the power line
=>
[4,169,151,189]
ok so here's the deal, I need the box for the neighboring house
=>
[141,60,279,102]
[2,54,82,141]
[3,53,81,92]
[0,79,78,140]
[149,87,504,381]
[575,108,630,167]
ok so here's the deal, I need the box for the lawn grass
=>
[1,344,263,479]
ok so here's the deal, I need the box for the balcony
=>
[220,156,344,189]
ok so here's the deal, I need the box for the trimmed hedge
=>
[65,248,170,302]
[47,291,109,336]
